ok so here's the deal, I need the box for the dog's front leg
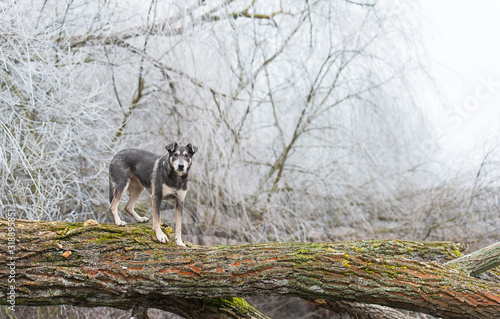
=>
[152,195,169,244]
[174,198,186,247]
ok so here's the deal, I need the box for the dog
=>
[108,142,197,246]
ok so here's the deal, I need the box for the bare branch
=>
[446,242,500,277]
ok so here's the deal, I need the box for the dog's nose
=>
[178,163,185,171]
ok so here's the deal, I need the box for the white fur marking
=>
[151,158,161,194]
[177,189,187,202]
[162,184,176,198]
[161,185,187,201]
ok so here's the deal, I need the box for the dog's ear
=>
[187,143,198,154]
[165,142,178,152]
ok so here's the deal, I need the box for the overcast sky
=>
[420,1,500,164]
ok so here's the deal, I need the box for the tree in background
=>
[0,0,112,221]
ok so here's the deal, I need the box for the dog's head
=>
[166,142,198,176]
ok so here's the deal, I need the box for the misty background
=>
[1,1,499,318]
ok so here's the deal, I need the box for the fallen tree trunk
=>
[0,219,499,318]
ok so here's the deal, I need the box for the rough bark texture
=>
[446,242,500,277]
[303,299,411,319]
[1,219,499,319]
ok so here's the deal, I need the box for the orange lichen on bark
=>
[188,265,202,274]
[230,259,254,267]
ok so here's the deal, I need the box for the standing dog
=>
[108,142,197,246]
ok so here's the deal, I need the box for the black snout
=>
[177,163,185,171]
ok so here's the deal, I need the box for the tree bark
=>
[1,219,499,318]
[446,242,500,277]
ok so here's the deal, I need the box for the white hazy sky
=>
[420,1,500,164]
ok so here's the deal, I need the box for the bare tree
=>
[0,0,112,221]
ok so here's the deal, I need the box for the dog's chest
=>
[162,184,187,201]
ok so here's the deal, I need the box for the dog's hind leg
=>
[109,168,130,226]
[124,176,149,223]
[109,175,130,226]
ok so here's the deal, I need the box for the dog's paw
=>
[156,231,169,244]
[115,220,127,226]
[136,216,150,223]
[175,239,187,247]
